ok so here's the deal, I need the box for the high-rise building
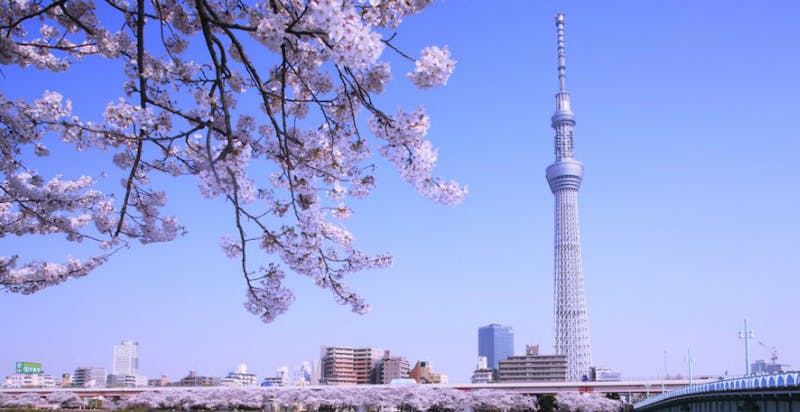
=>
[320,346,384,385]
[546,13,593,382]
[496,344,567,382]
[113,340,139,376]
[478,323,514,370]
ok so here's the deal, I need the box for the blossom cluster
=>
[556,392,625,412]
[370,108,467,206]
[0,388,628,411]
[0,386,544,411]
[1,0,464,321]
[407,46,456,89]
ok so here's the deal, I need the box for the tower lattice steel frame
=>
[546,13,593,382]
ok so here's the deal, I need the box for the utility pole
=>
[738,319,754,376]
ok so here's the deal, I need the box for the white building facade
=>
[113,340,139,375]
[3,374,58,388]
[72,367,107,388]
[220,363,258,387]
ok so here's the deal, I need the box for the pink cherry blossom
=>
[1,0,463,322]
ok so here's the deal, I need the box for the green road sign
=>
[15,361,42,374]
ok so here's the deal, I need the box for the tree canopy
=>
[0,0,465,321]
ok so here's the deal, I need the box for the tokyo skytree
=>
[546,13,593,382]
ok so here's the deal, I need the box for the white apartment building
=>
[107,374,149,387]
[220,363,258,387]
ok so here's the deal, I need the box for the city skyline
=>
[2,1,800,384]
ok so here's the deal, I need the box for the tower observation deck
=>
[546,13,593,382]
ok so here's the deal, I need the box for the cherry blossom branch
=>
[1,0,464,322]
[113,0,147,238]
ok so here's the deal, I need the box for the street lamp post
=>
[738,319,754,376]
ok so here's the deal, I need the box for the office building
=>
[113,340,139,376]
[478,324,514,370]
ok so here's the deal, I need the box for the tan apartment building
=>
[408,360,448,384]
[496,344,568,382]
[320,346,383,385]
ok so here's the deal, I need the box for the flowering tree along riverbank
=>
[0,386,626,411]
[0,0,466,320]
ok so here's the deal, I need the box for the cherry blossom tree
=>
[555,392,624,412]
[0,387,546,411]
[0,0,465,321]
[0,392,47,409]
[44,391,86,409]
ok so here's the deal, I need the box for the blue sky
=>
[2,1,800,384]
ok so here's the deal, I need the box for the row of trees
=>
[0,387,625,411]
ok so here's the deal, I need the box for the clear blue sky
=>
[2,1,800,384]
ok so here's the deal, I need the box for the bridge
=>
[634,372,800,411]
[452,380,707,397]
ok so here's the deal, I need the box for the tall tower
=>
[546,13,593,381]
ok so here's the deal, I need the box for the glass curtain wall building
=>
[478,324,514,370]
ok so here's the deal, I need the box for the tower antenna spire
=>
[556,12,567,93]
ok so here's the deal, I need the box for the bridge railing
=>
[634,371,800,409]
